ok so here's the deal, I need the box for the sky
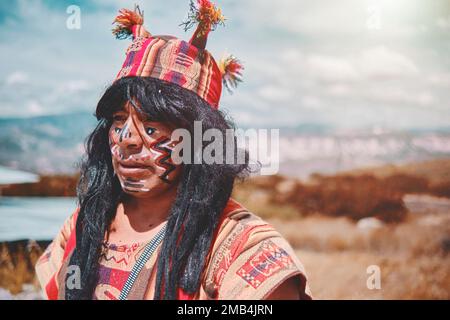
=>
[0,0,449,131]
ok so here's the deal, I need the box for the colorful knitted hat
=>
[112,0,244,109]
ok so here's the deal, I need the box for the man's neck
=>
[120,187,177,232]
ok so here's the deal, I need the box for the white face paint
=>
[109,102,182,197]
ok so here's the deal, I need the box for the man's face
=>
[109,101,182,197]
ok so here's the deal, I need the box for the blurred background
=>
[0,0,449,299]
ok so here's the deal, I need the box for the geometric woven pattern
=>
[236,240,294,289]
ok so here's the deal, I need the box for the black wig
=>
[65,76,250,299]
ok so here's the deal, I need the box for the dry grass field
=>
[231,158,450,299]
[269,200,450,299]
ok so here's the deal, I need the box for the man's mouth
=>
[117,160,155,175]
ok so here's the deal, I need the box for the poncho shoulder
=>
[35,208,79,299]
[200,199,312,299]
[35,199,312,300]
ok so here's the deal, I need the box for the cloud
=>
[258,85,293,101]
[326,84,353,97]
[62,80,90,93]
[5,71,29,85]
[358,46,419,78]
[436,16,450,29]
[26,100,44,115]
[305,55,360,82]
[428,73,450,87]
[300,95,322,109]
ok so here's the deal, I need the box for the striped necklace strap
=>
[118,224,167,300]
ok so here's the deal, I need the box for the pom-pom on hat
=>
[112,1,243,109]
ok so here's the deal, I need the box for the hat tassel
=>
[219,54,244,93]
[112,5,151,40]
[180,0,225,50]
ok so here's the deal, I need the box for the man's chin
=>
[122,186,152,197]
[119,178,152,194]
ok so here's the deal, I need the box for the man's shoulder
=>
[203,198,312,299]
[220,198,280,242]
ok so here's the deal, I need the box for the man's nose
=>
[117,118,143,151]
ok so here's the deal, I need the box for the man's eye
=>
[113,114,126,121]
[145,127,156,136]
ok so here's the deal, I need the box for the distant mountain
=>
[0,166,39,185]
[0,112,449,177]
[0,113,97,174]
[278,130,450,179]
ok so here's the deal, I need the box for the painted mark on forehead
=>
[120,109,150,146]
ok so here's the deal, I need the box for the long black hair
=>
[66,76,250,299]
